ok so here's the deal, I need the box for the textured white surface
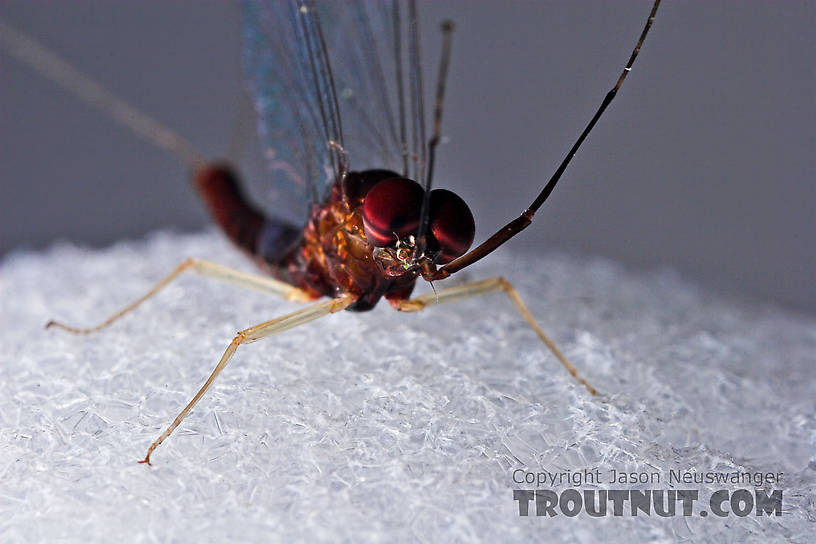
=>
[1,230,814,543]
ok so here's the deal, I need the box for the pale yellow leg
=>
[397,277,597,395]
[46,258,313,334]
[139,294,353,465]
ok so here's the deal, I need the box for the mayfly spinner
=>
[0,0,662,464]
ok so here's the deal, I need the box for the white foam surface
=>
[1,230,814,542]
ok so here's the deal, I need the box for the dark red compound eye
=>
[361,178,424,247]
[361,178,475,263]
[428,189,475,263]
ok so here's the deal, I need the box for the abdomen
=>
[194,163,301,264]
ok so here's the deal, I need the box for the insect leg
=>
[139,294,353,465]
[428,0,662,281]
[46,258,314,335]
[396,277,597,395]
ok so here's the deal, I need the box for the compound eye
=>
[361,178,424,247]
[428,189,475,263]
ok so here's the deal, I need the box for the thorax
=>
[274,171,418,311]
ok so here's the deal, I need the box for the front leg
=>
[428,0,662,281]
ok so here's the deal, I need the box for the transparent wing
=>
[316,0,408,175]
[242,0,409,225]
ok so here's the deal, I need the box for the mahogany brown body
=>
[194,165,417,312]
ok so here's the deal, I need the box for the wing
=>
[242,0,423,225]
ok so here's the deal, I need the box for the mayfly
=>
[0,0,662,464]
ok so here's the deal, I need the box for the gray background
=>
[2,0,814,314]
